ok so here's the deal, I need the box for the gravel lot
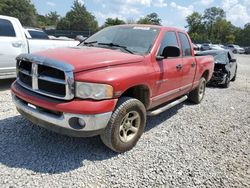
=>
[0,55,249,187]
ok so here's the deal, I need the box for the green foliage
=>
[37,11,60,28]
[186,7,247,45]
[126,18,136,24]
[226,34,235,44]
[236,24,250,46]
[0,0,37,26]
[57,0,98,31]
[137,13,161,25]
[46,11,60,26]
[104,18,125,27]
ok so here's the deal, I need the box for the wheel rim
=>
[119,111,141,143]
[199,81,205,100]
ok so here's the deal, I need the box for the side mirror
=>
[162,46,180,59]
[230,58,236,63]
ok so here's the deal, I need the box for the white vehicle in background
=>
[210,44,225,50]
[227,44,245,54]
[201,43,212,51]
[0,15,80,79]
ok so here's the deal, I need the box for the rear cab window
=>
[178,32,192,57]
[158,31,179,56]
[0,18,16,37]
[27,30,49,39]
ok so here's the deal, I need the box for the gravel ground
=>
[0,55,249,187]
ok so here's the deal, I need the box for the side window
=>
[158,31,178,56]
[178,32,192,57]
[0,19,16,37]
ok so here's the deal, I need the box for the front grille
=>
[16,54,74,100]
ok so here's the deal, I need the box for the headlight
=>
[75,82,113,100]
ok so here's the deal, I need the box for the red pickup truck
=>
[11,25,214,152]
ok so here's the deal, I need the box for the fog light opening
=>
[78,118,86,128]
[69,117,86,130]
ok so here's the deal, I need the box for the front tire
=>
[100,97,146,153]
[188,77,206,104]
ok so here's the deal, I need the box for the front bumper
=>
[12,94,112,137]
[11,81,116,137]
[209,72,227,85]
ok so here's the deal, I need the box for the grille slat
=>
[38,75,66,85]
[17,58,74,100]
[19,68,31,76]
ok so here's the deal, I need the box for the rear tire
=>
[100,97,146,153]
[188,77,206,104]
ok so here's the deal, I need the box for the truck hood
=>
[36,46,144,72]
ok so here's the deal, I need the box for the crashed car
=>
[196,50,237,88]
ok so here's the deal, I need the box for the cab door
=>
[0,18,27,76]
[153,31,183,104]
[178,32,196,94]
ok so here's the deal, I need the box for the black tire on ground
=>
[100,97,146,153]
[188,77,206,104]
[222,73,230,88]
[231,68,237,82]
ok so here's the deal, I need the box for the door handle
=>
[176,64,182,70]
[12,41,23,48]
[191,62,196,68]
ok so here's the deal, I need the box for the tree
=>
[104,18,125,27]
[36,12,60,29]
[57,0,98,31]
[137,13,161,25]
[126,18,136,24]
[226,34,235,44]
[186,12,207,43]
[46,11,60,26]
[203,7,226,40]
[236,23,250,46]
[0,0,37,26]
[37,14,49,28]
[186,7,242,45]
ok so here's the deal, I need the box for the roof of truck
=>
[110,24,186,32]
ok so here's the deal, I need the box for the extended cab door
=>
[178,32,196,93]
[0,17,27,76]
[153,31,183,104]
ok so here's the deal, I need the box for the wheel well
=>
[202,70,209,81]
[121,85,150,109]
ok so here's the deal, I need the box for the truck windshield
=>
[81,26,160,55]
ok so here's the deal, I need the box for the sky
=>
[31,0,250,29]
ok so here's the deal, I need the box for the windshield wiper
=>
[98,42,134,54]
[83,41,98,45]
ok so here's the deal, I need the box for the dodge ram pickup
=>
[0,15,79,79]
[11,25,214,152]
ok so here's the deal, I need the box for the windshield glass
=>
[81,26,160,55]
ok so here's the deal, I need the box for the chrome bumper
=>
[12,95,112,137]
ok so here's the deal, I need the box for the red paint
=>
[11,25,214,114]
[11,82,117,114]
